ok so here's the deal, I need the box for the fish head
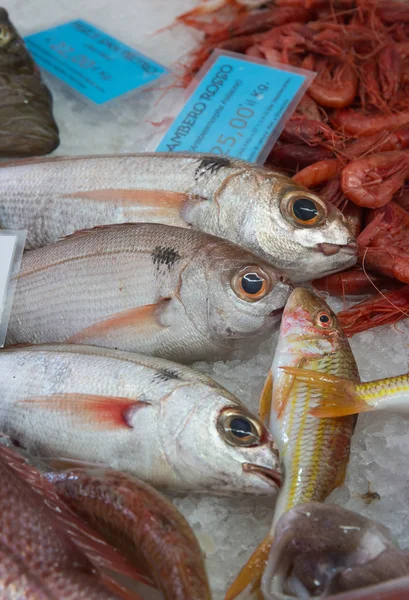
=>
[0,10,15,48]
[277,286,346,360]
[261,502,407,599]
[181,241,292,347]
[157,383,281,495]
[255,173,357,282]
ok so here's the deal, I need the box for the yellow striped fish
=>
[282,369,409,418]
[225,287,358,600]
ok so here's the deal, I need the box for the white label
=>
[0,231,26,347]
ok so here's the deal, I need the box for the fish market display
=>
[0,8,59,156]
[7,223,291,362]
[48,468,212,600]
[261,502,409,599]
[174,0,409,333]
[0,443,125,599]
[0,153,356,282]
[226,288,358,598]
[0,344,281,494]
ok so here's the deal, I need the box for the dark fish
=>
[47,468,212,600]
[0,8,59,156]
[261,502,409,599]
[0,443,131,599]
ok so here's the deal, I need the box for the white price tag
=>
[0,231,26,347]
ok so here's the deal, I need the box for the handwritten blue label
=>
[157,53,310,163]
[25,20,169,104]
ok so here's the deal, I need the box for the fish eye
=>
[231,266,271,302]
[217,409,262,447]
[0,25,12,46]
[281,194,327,228]
[315,311,333,328]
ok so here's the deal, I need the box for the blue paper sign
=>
[25,20,169,104]
[157,51,314,163]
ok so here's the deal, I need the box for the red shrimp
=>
[293,158,341,187]
[268,143,334,171]
[282,116,341,146]
[376,1,409,25]
[341,151,409,208]
[312,268,400,296]
[319,176,346,208]
[207,5,311,40]
[303,56,358,108]
[343,125,409,159]
[394,183,409,211]
[331,109,409,137]
[337,285,409,336]
[356,202,409,284]
[379,47,402,104]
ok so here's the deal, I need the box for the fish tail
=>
[225,534,273,600]
[279,366,369,418]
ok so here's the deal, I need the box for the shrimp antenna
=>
[361,247,409,319]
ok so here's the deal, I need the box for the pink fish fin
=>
[66,300,170,344]
[225,533,273,600]
[100,573,145,600]
[0,445,153,590]
[18,393,148,430]
[62,188,193,210]
[279,367,367,418]
[259,370,273,425]
[38,456,110,471]
[274,358,306,419]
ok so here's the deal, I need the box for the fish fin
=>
[274,358,306,418]
[18,393,147,430]
[225,534,273,600]
[259,371,273,424]
[63,188,187,205]
[39,457,110,471]
[0,445,153,589]
[280,367,368,418]
[330,454,350,493]
[66,300,169,344]
[100,573,144,600]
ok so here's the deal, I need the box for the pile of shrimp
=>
[175,0,409,336]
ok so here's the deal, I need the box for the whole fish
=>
[226,287,358,599]
[0,153,356,281]
[0,344,281,494]
[7,223,291,362]
[0,8,59,156]
[47,468,212,600]
[0,444,127,599]
[262,502,409,600]
[284,368,409,417]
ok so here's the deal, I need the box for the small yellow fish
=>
[225,287,358,599]
[282,368,409,417]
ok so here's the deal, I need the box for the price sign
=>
[0,231,26,347]
[156,50,315,164]
[25,20,169,104]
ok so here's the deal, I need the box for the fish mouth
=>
[270,307,284,319]
[316,241,357,257]
[242,463,282,489]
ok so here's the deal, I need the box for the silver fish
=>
[7,223,291,362]
[0,153,356,281]
[0,344,281,495]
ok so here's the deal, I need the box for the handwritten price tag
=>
[25,20,169,104]
[157,50,315,164]
[0,231,26,348]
